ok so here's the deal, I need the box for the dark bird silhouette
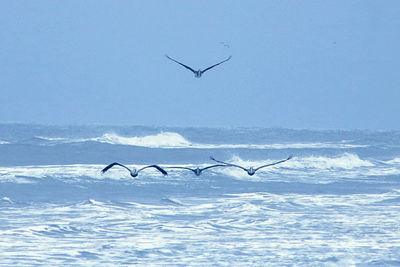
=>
[165,55,231,78]
[101,162,168,178]
[210,155,293,176]
[220,41,231,48]
[167,164,226,176]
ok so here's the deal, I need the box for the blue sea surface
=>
[1,123,400,265]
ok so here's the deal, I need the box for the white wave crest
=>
[287,153,374,170]
[217,153,373,171]
[1,154,399,184]
[93,132,192,148]
[36,132,367,150]
[35,136,87,143]
[0,164,171,183]
[0,164,105,183]
[1,197,13,203]
[211,153,381,181]
[386,158,400,165]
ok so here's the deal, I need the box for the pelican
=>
[210,155,293,176]
[101,162,168,178]
[165,55,232,78]
[166,164,226,176]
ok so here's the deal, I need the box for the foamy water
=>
[1,124,400,266]
[35,131,367,149]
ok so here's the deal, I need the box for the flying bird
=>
[166,164,226,176]
[210,155,293,176]
[165,55,232,78]
[101,162,168,178]
[219,41,231,48]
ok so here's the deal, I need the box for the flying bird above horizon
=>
[101,162,168,178]
[165,55,232,78]
[166,164,226,176]
[210,155,293,176]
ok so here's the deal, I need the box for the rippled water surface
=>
[1,124,400,266]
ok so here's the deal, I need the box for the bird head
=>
[130,168,138,178]
[248,167,255,176]
[194,168,201,176]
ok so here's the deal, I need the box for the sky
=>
[0,1,399,129]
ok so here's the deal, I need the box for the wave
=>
[218,153,374,170]
[285,153,374,170]
[209,153,381,181]
[1,197,13,204]
[1,154,399,184]
[0,164,105,183]
[0,141,10,145]
[35,132,367,150]
[94,132,191,148]
[386,158,400,165]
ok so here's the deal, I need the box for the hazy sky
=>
[1,1,399,129]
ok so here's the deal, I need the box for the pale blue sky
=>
[1,1,399,129]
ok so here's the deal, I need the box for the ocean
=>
[1,123,400,266]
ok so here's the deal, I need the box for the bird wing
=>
[139,165,168,176]
[254,155,293,172]
[165,55,197,73]
[209,156,247,171]
[200,164,226,171]
[201,55,232,73]
[167,166,198,174]
[101,162,130,173]
[167,166,194,171]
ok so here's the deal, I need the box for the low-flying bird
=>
[101,162,168,178]
[210,155,293,176]
[165,55,232,78]
[166,164,226,176]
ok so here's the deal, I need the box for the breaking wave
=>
[285,153,374,169]
[94,132,191,148]
[386,158,400,165]
[2,154,399,184]
[36,132,367,149]
[210,153,384,181]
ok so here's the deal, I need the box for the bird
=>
[210,155,293,176]
[101,162,168,178]
[166,164,226,176]
[165,55,232,78]
[219,41,231,48]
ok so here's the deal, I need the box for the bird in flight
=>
[219,41,230,48]
[165,55,232,78]
[101,162,168,178]
[210,155,293,176]
[166,164,226,176]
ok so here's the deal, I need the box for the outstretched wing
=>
[209,156,248,171]
[139,165,168,176]
[165,55,197,73]
[167,166,194,171]
[167,166,198,174]
[201,55,232,73]
[102,162,130,173]
[254,155,293,172]
[200,164,226,171]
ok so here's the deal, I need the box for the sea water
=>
[1,123,400,266]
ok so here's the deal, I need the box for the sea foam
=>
[2,154,396,184]
[36,132,367,150]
